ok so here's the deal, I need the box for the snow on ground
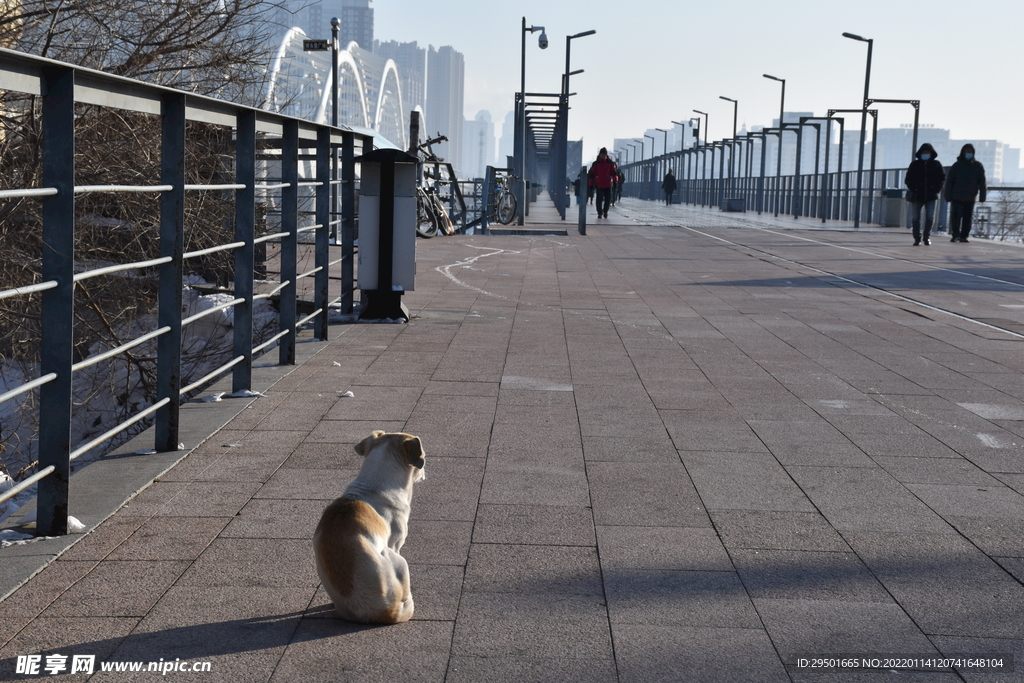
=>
[0,281,279,524]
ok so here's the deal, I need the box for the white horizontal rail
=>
[0,280,58,300]
[0,372,58,406]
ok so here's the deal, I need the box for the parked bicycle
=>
[415,134,455,238]
[492,173,518,225]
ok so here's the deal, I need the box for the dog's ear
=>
[402,436,425,469]
[354,431,385,457]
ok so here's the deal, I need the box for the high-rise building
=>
[462,111,494,180]
[337,0,373,51]
[426,45,464,173]
[374,39,426,114]
[498,111,516,168]
[283,0,373,50]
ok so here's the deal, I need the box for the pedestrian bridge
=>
[2,48,1024,681]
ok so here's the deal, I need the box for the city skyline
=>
[373,0,1024,164]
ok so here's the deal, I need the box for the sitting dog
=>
[313,431,426,624]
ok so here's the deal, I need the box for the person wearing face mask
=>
[904,143,946,245]
[943,143,987,242]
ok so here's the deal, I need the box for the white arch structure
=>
[263,28,406,150]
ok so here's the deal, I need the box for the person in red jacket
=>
[588,148,617,218]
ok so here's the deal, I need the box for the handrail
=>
[0,46,371,535]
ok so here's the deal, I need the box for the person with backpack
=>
[904,143,945,245]
[943,143,987,243]
[588,148,617,218]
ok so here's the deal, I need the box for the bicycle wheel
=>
[496,190,517,224]
[417,195,439,238]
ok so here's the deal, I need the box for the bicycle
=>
[492,173,518,225]
[415,134,456,238]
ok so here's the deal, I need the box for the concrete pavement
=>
[2,197,1023,681]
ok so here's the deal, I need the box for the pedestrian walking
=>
[588,147,617,218]
[662,169,677,206]
[904,143,945,246]
[944,143,987,243]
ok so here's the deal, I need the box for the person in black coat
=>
[661,169,677,205]
[943,143,987,242]
[904,143,945,245]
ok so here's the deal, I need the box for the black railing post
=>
[37,65,75,536]
[156,92,186,451]
[341,131,356,314]
[232,110,256,393]
[315,127,331,339]
[279,119,299,365]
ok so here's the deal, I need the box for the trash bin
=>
[880,188,907,227]
[356,148,418,321]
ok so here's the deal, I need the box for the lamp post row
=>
[618,31,900,228]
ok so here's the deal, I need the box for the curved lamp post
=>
[843,32,873,227]
[518,17,547,225]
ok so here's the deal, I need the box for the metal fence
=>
[0,47,371,534]
[618,146,1022,231]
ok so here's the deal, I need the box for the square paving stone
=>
[222,499,323,540]
[463,545,602,596]
[271,618,453,683]
[452,591,612,660]
[581,435,679,463]
[410,457,485,522]
[106,517,231,561]
[480,461,591,508]
[446,655,617,683]
[176,538,319,588]
[0,560,98,618]
[401,520,472,566]
[587,462,710,527]
[41,561,190,618]
[681,451,817,512]
[603,569,760,628]
[0,617,139,677]
[472,504,596,546]
[786,466,954,533]
[844,531,1024,639]
[709,510,850,552]
[596,526,732,572]
[905,483,1024,519]
[613,624,790,683]
[730,549,890,602]
[754,598,938,664]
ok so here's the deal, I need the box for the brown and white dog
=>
[313,431,426,624]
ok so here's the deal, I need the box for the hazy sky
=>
[373,0,1023,164]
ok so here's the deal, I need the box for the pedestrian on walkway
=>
[944,143,987,243]
[904,143,945,246]
[588,147,617,218]
[662,168,677,206]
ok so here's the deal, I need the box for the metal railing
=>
[0,47,371,534]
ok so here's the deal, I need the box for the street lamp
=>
[644,134,654,160]
[634,138,646,161]
[558,29,596,218]
[655,128,668,157]
[518,17,547,225]
[719,97,737,203]
[843,31,873,228]
[763,74,785,216]
[693,110,708,147]
[671,121,689,152]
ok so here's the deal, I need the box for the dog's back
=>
[313,496,414,624]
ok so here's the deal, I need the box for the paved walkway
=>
[2,197,1024,681]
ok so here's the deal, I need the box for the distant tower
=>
[375,39,427,113]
